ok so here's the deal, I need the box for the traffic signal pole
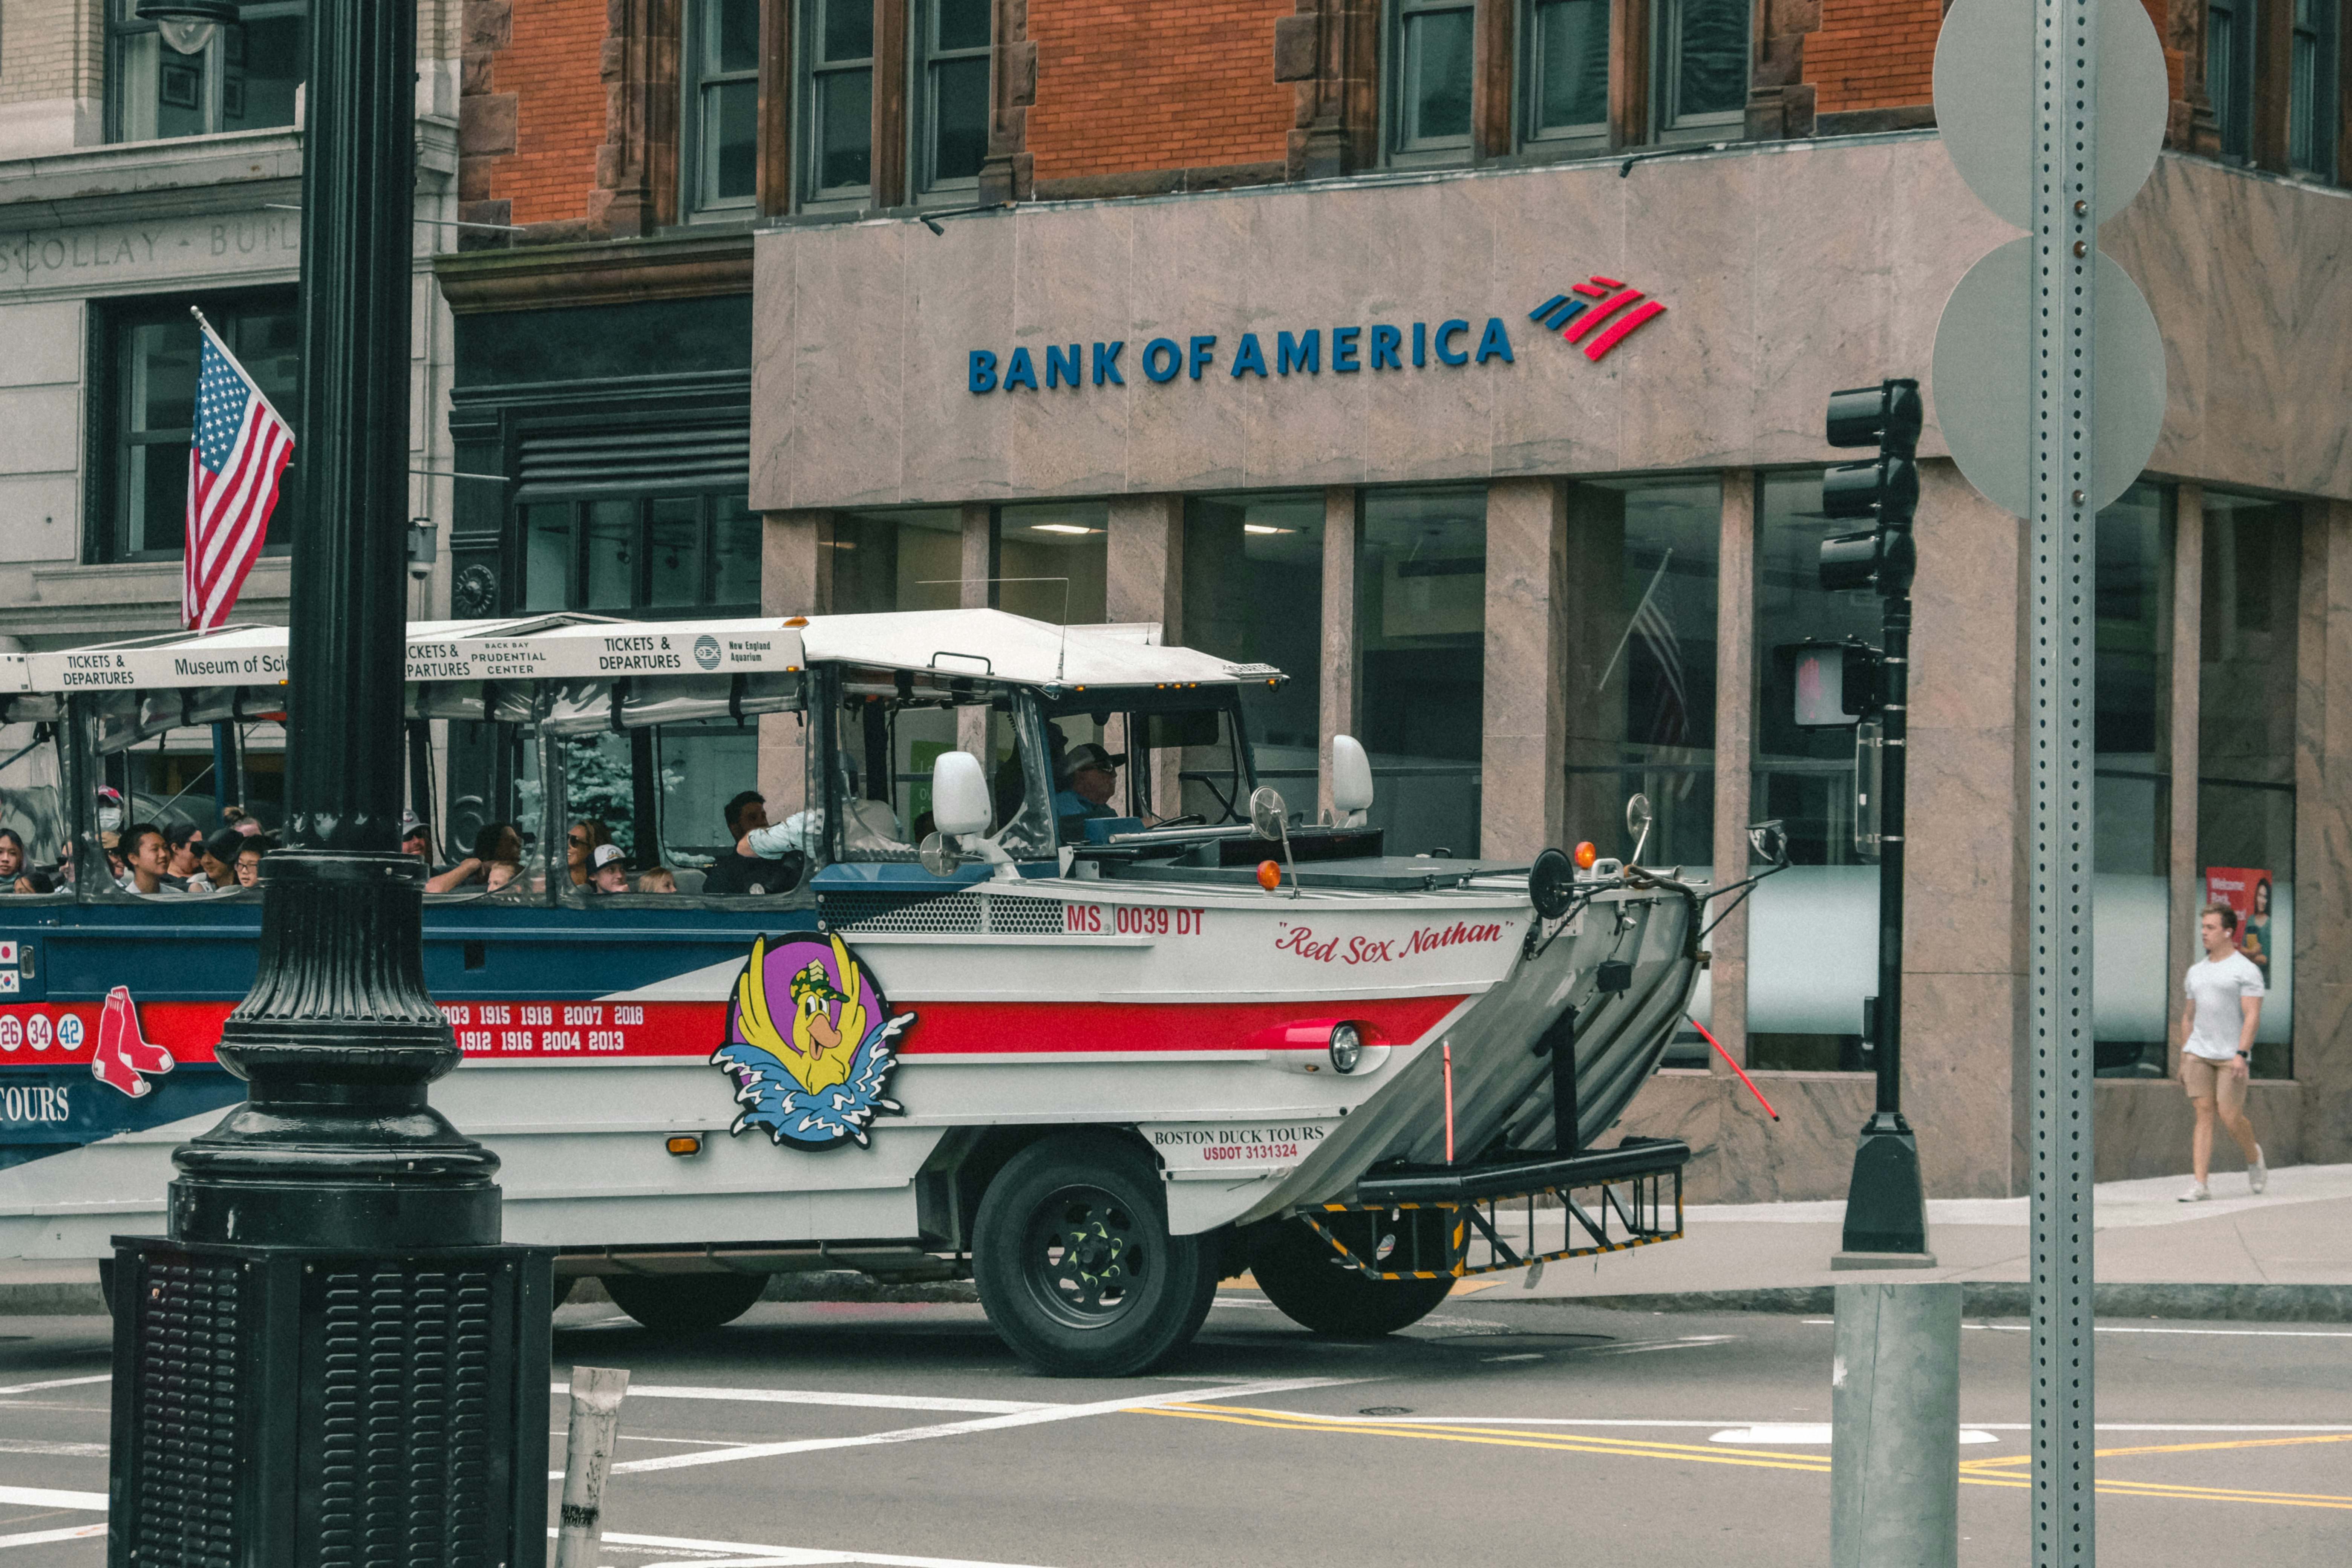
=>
[1824,381,1931,1264]
[1838,589,1929,1256]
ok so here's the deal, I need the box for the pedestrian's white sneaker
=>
[2250,1147,2267,1194]
[2179,1182,2212,1202]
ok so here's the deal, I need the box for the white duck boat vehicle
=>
[0,608,1723,1375]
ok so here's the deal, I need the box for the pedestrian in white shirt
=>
[2178,903,2267,1201]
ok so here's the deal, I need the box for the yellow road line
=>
[1963,1432,2352,1471]
[1142,1407,1837,1476]
[1138,1407,2352,1510]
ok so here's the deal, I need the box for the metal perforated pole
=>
[2030,0,2099,1561]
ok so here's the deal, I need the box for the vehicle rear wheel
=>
[973,1134,1217,1377]
[1247,1216,1455,1337]
[603,1271,768,1332]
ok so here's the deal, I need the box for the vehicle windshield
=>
[1030,691,1253,839]
[821,688,1047,862]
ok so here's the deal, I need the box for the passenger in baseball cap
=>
[1053,742,1127,843]
[399,813,430,860]
[589,842,631,894]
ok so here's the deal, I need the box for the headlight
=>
[1329,1022,1364,1074]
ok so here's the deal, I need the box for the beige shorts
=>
[2182,1053,2248,1112]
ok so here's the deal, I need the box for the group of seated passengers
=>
[422,816,683,896]
[0,813,274,896]
[38,732,1158,900]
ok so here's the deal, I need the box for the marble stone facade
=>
[750,140,2352,514]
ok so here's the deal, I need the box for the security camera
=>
[406,519,437,581]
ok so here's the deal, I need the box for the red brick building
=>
[449,0,2343,237]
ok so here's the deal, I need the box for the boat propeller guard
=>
[1292,1138,1690,1281]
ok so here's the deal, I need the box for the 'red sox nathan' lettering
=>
[1273,920,1507,965]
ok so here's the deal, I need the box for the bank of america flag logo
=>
[183,314,294,631]
[1529,276,1667,362]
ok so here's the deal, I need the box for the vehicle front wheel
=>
[972,1134,1218,1377]
[602,1271,767,1332]
[1246,1216,1455,1337]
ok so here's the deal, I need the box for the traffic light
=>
[1818,379,1923,595]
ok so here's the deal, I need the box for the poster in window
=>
[160,62,202,109]
[2203,865,2273,982]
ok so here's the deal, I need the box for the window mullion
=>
[700,495,719,607]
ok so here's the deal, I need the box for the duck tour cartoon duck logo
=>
[710,933,912,1150]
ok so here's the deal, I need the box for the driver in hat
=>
[1053,742,1126,844]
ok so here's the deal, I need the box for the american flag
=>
[183,312,294,631]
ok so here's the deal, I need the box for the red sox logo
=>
[0,989,172,1097]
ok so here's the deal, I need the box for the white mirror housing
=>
[931,751,992,837]
[1331,735,1374,825]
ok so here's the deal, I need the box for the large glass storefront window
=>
[1749,470,1879,1070]
[1565,476,1720,870]
[831,507,965,613]
[2093,484,2175,1075]
[1183,492,1325,801]
[996,503,1109,624]
[1356,486,1486,856]
[2199,489,2300,1078]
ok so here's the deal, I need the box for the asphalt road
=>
[3,1284,2348,1566]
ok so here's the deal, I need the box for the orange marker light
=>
[666,1135,703,1156]
[1574,841,1597,869]
[1256,859,1283,892]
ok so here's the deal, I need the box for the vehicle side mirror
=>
[931,752,992,838]
[1330,735,1374,825]
[1250,786,1288,840]
[1625,792,1654,865]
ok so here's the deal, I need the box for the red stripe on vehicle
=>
[888,996,1469,1054]
[0,994,1469,1070]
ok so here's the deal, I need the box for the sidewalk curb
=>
[1490,1282,2352,1322]
[0,1284,109,1315]
[12,1276,2344,1321]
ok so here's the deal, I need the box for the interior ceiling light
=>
[1242,524,1295,535]
[1028,523,1096,535]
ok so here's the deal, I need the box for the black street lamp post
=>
[108,4,551,1564]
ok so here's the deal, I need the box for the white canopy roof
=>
[18,609,1276,696]
[797,608,1281,689]
[409,617,803,682]
[21,618,554,694]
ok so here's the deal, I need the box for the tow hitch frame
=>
[1295,1138,1689,1282]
